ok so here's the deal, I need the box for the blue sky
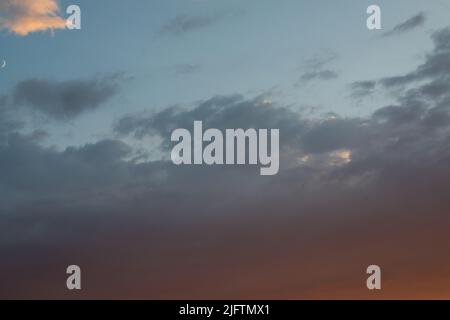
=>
[2,0,450,150]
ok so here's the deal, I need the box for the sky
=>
[1,0,450,299]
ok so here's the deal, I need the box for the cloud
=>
[349,81,376,99]
[301,117,372,154]
[7,74,122,120]
[0,135,132,196]
[0,97,22,143]
[375,27,450,132]
[0,0,66,36]
[158,13,223,37]
[173,64,202,75]
[364,27,450,89]
[382,12,426,37]
[4,77,450,298]
[300,70,338,82]
[4,28,450,299]
[303,51,338,70]
[296,51,339,85]
[114,94,305,150]
[4,78,450,298]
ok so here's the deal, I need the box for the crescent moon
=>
[0,60,5,68]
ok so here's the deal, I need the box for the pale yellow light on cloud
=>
[331,149,352,165]
[0,0,66,36]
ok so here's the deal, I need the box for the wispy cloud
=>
[0,0,66,36]
[296,51,339,85]
[380,27,450,87]
[382,12,426,37]
[158,13,224,37]
[173,64,202,75]
[349,80,376,99]
[300,70,338,82]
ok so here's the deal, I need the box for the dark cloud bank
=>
[2,28,450,299]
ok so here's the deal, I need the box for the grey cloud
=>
[300,70,338,82]
[174,64,202,75]
[302,31,450,162]
[0,97,22,143]
[64,139,132,165]
[158,14,223,36]
[297,51,339,85]
[4,80,450,299]
[382,12,426,37]
[5,82,450,216]
[4,77,450,298]
[349,80,376,99]
[432,26,450,52]
[374,85,450,132]
[0,135,132,195]
[303,51,338,71]
[115,94,305,149]
[9,75,121,120]
[373,104,425,125]
[379,74,415,88]
[381,27,450,88]
[301,118,372,154]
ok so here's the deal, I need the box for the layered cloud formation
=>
[1,25,450,298]
[1,0,450,299]
[0,0,66,35]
